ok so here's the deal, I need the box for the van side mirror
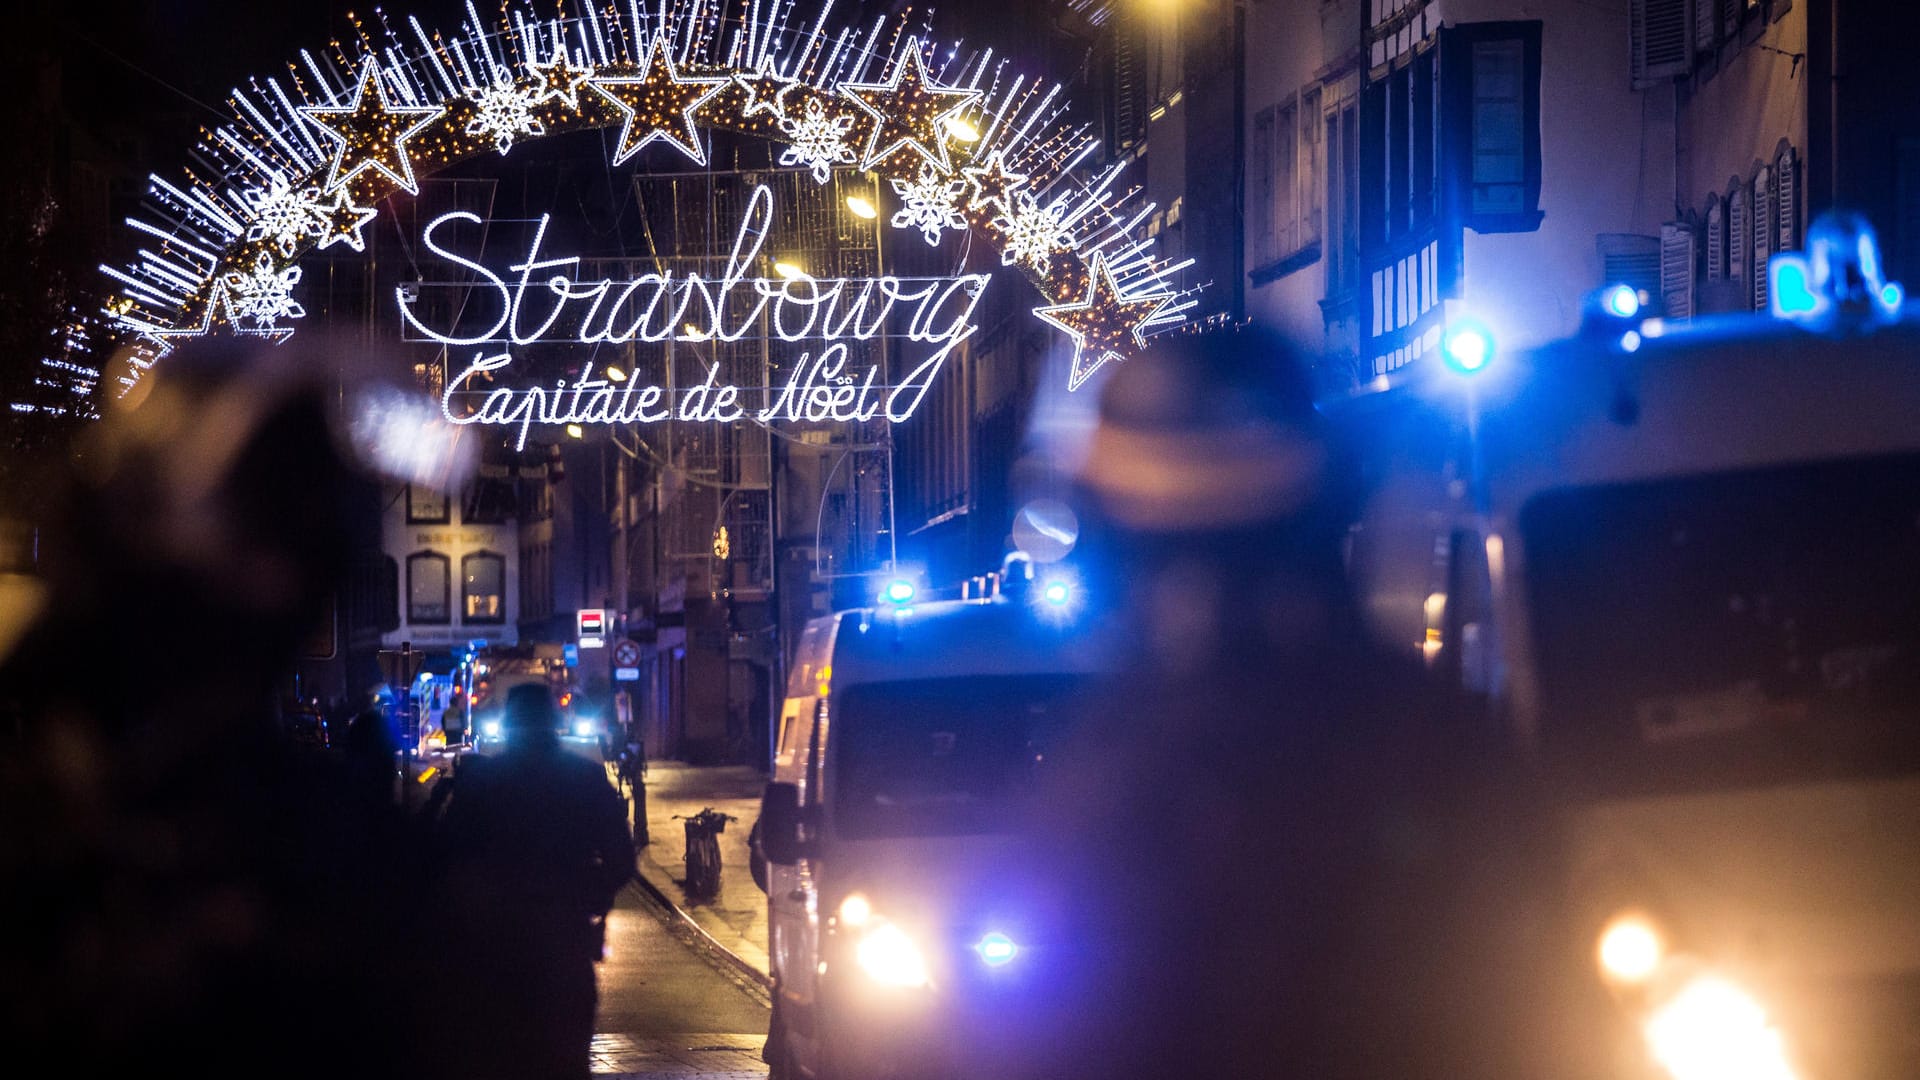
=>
[760,781,811,865]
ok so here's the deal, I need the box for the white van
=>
[756,587,1110,1080]
[1350,255,1920,1078]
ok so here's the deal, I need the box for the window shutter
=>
[1776,146,1799,253]
[1720,0,1743,42]
[1632,0,1692,88]
[1706,197,1724,280]
[1599,233,1662,305]
[1253,107,1277,262]
[1695,0,1719,53]
[1661,223,1696,320]
[1729,187,1748,293]
[1752,166,1772,311]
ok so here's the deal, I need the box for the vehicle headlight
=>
[853,920,929,988]
[482,720,502,738]
[573,720,595,737]
[1597,912,1665,986]
[1643,974,1798,1080]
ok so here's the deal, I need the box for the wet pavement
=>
[594,881,770,1077]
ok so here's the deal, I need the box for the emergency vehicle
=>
[1348,215,1920,1080]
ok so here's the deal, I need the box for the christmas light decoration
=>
[838,38,979,173]
[526,37,595,111]
[301,64,444,195]
[315,189,379,252]
[889,163,969,247]
[995,192,1073,271]
[465,79,546,153]
[735,56,802,123]
[590,34,729,167]
[778,98,857,183]
[241,174,327,256]
[961,150,1029,215]
[93,0,1201,411]
[1035,253,1175,392]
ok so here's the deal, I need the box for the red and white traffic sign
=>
[612,638,641,667]
[577,608,607,646]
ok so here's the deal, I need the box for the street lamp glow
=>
[680,322,709,341]
[605,366,627,382]
[565,423,584,438]
[846,194,878,219]
[774,260,806,281]
[942,114,981,142]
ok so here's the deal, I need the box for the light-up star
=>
[839,38,978,173]
[590,34,729,167]
[527,38,594,111]
[961,151,1029,215]
[300,64,443,195]
[315,188,379,252]
[1034,253,1175,391]
[734,56,802,122]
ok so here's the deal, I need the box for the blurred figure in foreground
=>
[1039,330,1602,1079]
[436,682,634,1080]
[0,340,423,1079]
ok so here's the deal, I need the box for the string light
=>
[95,1,1197,403]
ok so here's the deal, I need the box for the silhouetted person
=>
[0,339,426,1080]
[437,683,634,1080]
[1034,330,1607,1080]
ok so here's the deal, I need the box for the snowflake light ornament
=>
[889,163,968,247]
[223,253,306,331]
[994,192,1073,272]
[242,174,326,257]
[466,79,545,153]
[777,99,856,184]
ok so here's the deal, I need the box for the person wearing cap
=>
[1034,329,1596,1080]
[435,682,634,1080]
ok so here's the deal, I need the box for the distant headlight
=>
[481,720,502,739]
[573,720,595,737]
[1643,974,1798,1080]
[854,921,929,988]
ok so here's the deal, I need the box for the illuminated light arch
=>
[97,0,1200,406]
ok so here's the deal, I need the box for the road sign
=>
[614,667,640,682]
[612,638,641,667]
[563,643,580,667]
[577,608,607,647]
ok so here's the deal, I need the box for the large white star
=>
[590,34,729,167]
[839,38,978,173]
[1034,253,1175,391]
[300,64,443,195]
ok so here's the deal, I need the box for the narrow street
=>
[592,882,770,1078]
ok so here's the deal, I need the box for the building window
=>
[462,476,516,525]
[1467,36,1533,222]
[1251,89,1326,282]
[407,551,451,624]
[1728,183,1748,299]
[407,485,449,524]
[1752,165,1773,311]
[1775,144,1799,253]
[1325,99,1362,304]
[462,551,506,624]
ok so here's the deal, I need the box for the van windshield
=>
[834,674,1090,839]
[1521,452,1920,796]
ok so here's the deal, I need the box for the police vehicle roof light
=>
[1042,580,1071,607]
[1603,284,1641,319]
[883,579,916,605]
[1441,321,1494,376]
[977,932,1019,967]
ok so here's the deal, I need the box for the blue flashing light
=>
[1619,330,1642,353]
[1882,282,1905,311]
[1770,254,1825,319]
[1603,284,1641,319]
[1440,321,1493,376]
[883,579,917,605]
[977,932,1018,967]
[1042,580,1070,607]
[481,719,502,739]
